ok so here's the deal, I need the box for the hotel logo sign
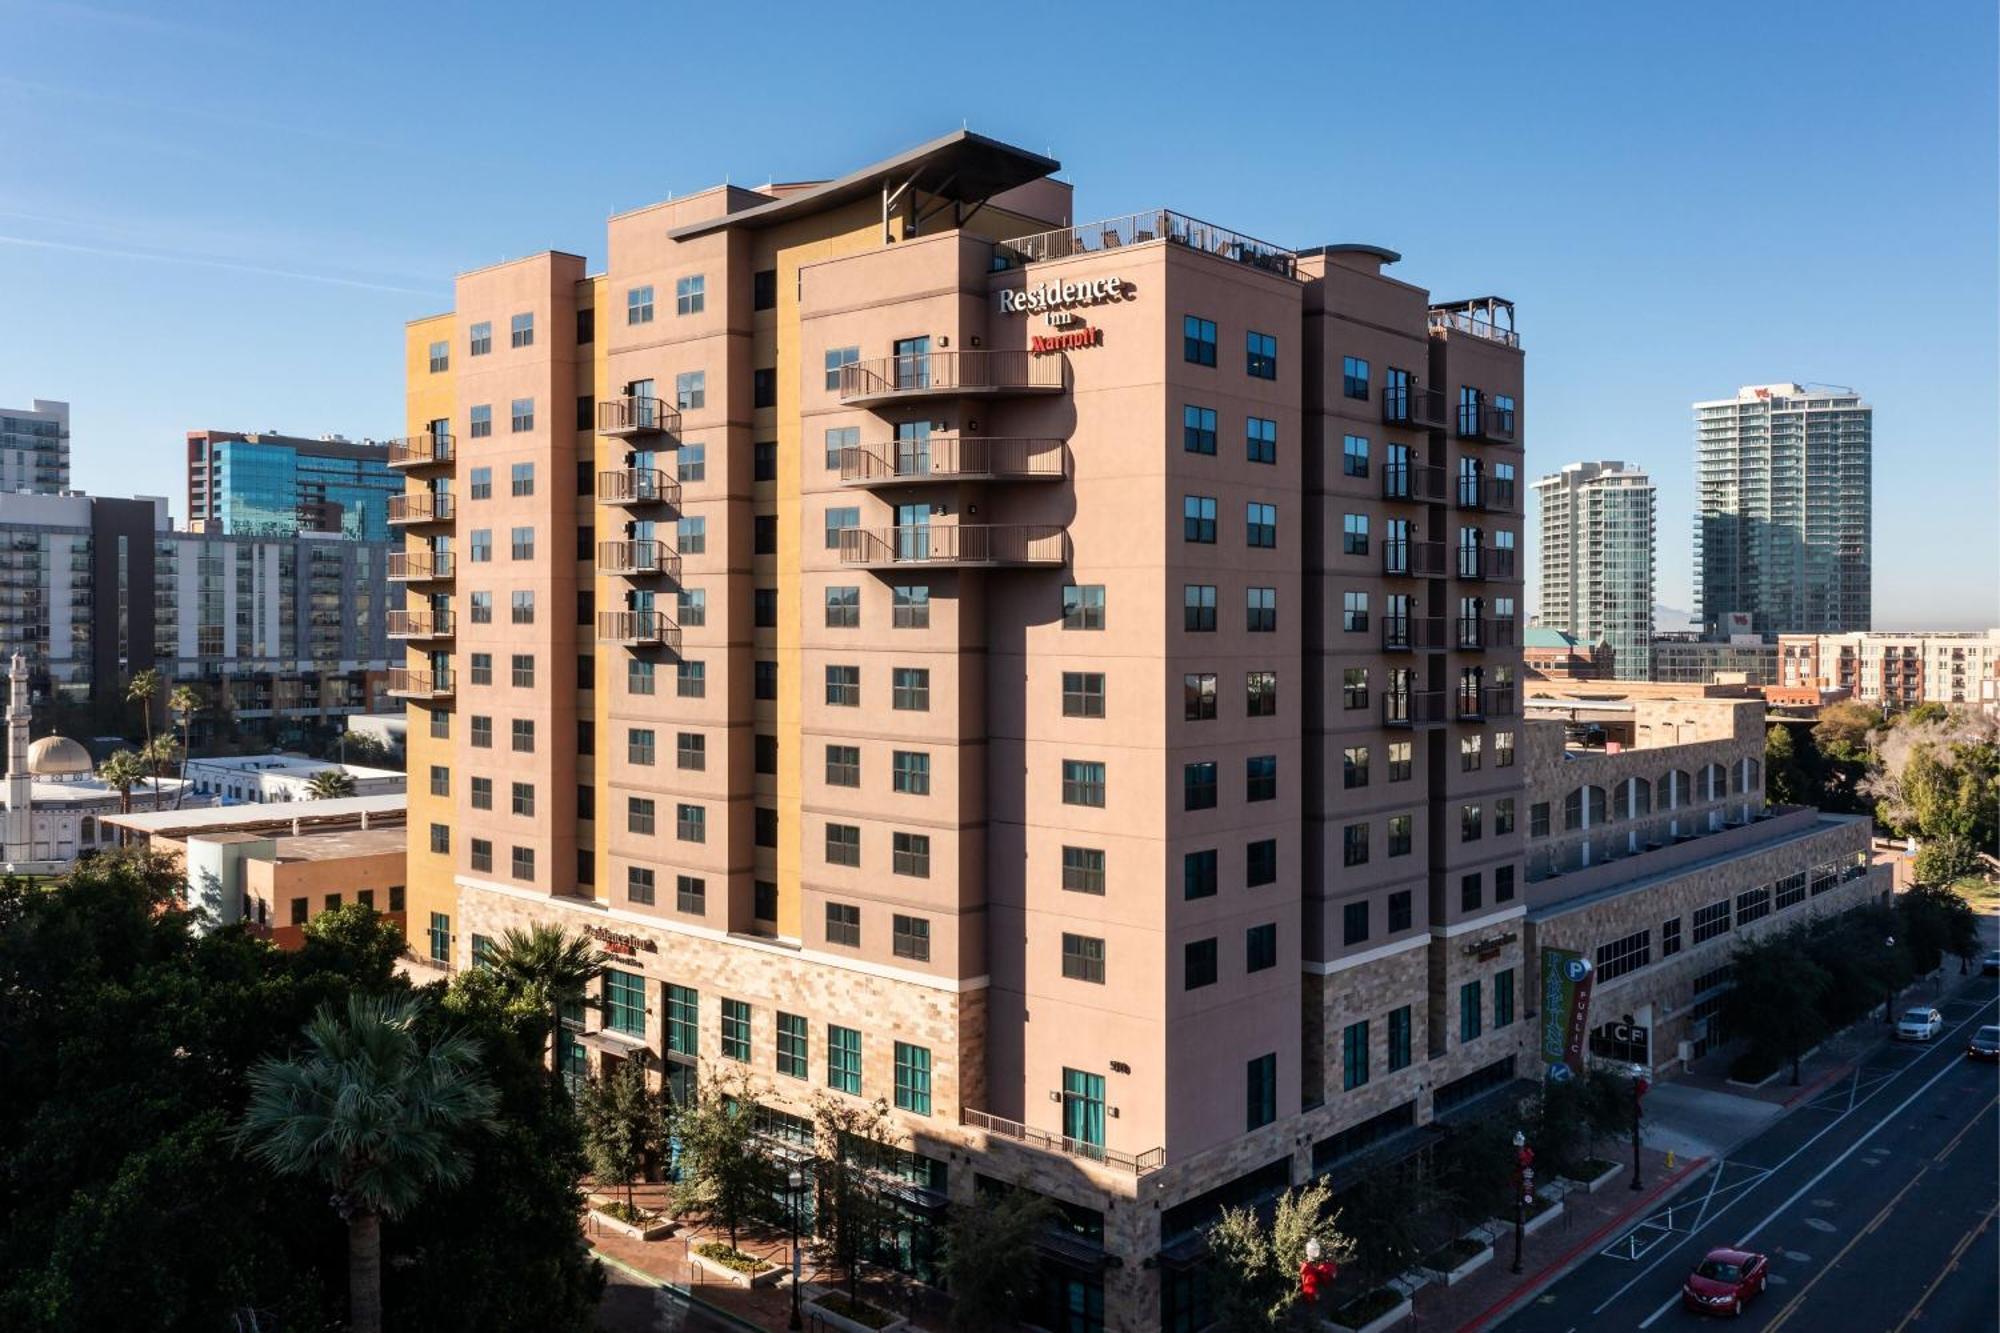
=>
[998,275,1129,315]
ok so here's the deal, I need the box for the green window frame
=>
[470,933,495,968]
[1494,969,1515,1029]
[427,912,450,963]
[1459,980,1483,1043]
[1387,1006,1413,1071]
[894,1042,932,1115]
[776,1012,808,1078]
[1246,1053,1277,1130]
[603,969,646,1036]
[1341,1020,1369,1091]
[828,1024,862,1094]
[664,983,699,1056]
[721,998,751,1061]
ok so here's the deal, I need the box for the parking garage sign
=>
[1540,947,1595,1077]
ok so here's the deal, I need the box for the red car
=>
[1681,1247,1768,1316]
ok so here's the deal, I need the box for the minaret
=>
[4,653,31,860]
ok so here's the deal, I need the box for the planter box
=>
[1418,1240,1493,1286]
[587,1206,676,1242]
[1523,1199,1565,1236]
[1325,1291,1413,1333]
[801,1293,909,1333]
[1572,1161,1625,1194]
[689,1247,785,1289]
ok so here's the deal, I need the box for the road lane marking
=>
[1716,1166,1930,1333]
[1932,1095,1995,1164]
[1890,1202,1998,1333]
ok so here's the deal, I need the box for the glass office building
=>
[186,430,400,541]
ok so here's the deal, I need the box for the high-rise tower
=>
[1534,460,1655,678]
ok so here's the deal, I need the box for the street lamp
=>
[787,1168,805,1331]
[1883,935,1897,1025]
[1511,1130,1533,1275]
[1629,1063,1649,1191]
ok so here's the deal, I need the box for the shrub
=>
[1336,1286,1405,1327]
[812,1291,897,1328]
[693,1241,772,1274]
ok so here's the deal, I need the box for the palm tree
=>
[97,749,147,821]
[306,767,359,800]
[237,992,498,1333]
[488,924,606,1100]
[140,733,177,811]
[169,685,200,809]
[126,666,161,749]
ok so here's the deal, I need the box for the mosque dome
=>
[27,735,94,778]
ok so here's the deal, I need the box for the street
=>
[1497,986,1999,1332]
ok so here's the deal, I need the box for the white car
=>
[1896,1007,1944,1042]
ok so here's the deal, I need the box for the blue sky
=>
[2,0,1994,627]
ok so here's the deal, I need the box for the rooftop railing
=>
[1428,306,1520,348]
[994,209,1297,280]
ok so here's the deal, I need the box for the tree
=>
[126,667,161,748]
[1532,1075,1592,1177]
[96,748,147,817]
[305,767,359,800]
[1913,836,1981,887]
[1722,932,1831,1084]
[810,1093,896,1301]
[676,1071,783,1251]
[169,685,200,808]
[1765,724,1814,807]
[1812,701,1881,759]
[486,923,606,1101]
[140,732,178,811]
[298,901,409,989]
[1579,1064,1636,1162]
[1204,1178,1348,1331]
[575,1060,671,1214]
[237,992,500,1333]
[941,1186,1059,1333]
[1867,709,2000,852]
[1897,883,1982,976]
[1335,1162,1432,1296]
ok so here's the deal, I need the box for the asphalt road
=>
[1497,984,1999,1333]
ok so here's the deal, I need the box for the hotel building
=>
[396,129,1548,1326]
[1778,628,2000,712]
[1534,460,1655,679]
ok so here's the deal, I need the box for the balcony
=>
[836,350,1064,408]
[1383,462,1445,503]
[1383,384,1447,431]
[1458,404,1519,445]
[1382,616,1445,651]
[1383,540,1447,578]
[836,524,1067,570]
[1455,478,1517,512]
[838,435,1065,487]
[1486,685,1520,717]
[386,667,454,702]
[962,1107,1163,1176]
[597,610,683,651]
[386,609,455,642]
[387,492,454,527]
[598,395,681,439]
[1454,547,1518,581]
[386,433,455,470]
[1453,617,1519,651]
[388,550,454,583]
[992,207,1297,280]
[598,539,682,582]
[596,467,681,508]
[1382,691,1446,727]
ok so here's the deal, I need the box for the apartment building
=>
[1651,632,1778,686]
[397,130,1531,1327]
[1694,383,1872,637]
[186,428,401,540]
[0,398,70,494]
[1778,629,2000,711]
[1534,460,1654,678]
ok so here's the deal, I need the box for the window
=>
[754,882,778,921]
[1343,900,1370,946]
[512,654,535,688]
[1185,938,1218,989]
[1459,980,1483,1042]
[825,824,860,868]
[509,311,533,348]
[1343,434,1369,477]
[511,846,535,881]
[1388,890,1412,933]
[661,984,698,1056]
[511,588,535,624]
[1387,814,1413,858]
[753,660,774,699]
[469,838,493,873]
[628,659,656,696]
[428,340,448,373]
[675,371,705,410]
[1597,930,1651,980]
[1461,872,1482,912]
[1343,822,1369,866]
[892,832,930,878]
[1245,502,1277,548]
[1246,1053,1277,1131]
[1530,802,1551,838]
[1460,734,1483,772]
[1495,798,1515,835]
[505,461,534,497]
[1184,673,1218,721]
[626,866,655,905]
[822,504,861,550]
[1166,846,1214,902]
[892,584,930,628]
[469,716,492,749]
[1495,865,1515,902]
[826,901,861,945]
[892,667,929,711]
[1342,1020,1369,1091]
[721,1000,751,1062]
[897,1041,937,1119]
[428,765,450,798]
[1736,886,1772,925]
[1247,838,1278,887]
[1063,846,1106,895]
[627,728,656,766]
[1184,583,1218,632]
[1062,759,1106,807]
[825,745,860,788]
[512,719,535,753]
[1061,933,1105,983]
[1344,668,1369,710]
[469,591,492,623]
[1246,923,1277,972]
[1246,671,1277,717]
[623,283,654,324]
[1184,315,1217,366]
[754,517,777,555]
[468,466,492,500]
[1246,755,1277,802]
[510,526,535,559]
[1184,495,1217,543]
[510,398,535,432]
[1494,970,1515,1028]
[469,321,491,356]
[892,914,931,962]
[1693,900,1731,943]
[678,444,706,483]
[891,750,930,795]
[676,875,706,914]
[678,661,706,697]
[1246,586,1276,633]
[1662,917,1684,957]
[825,665,860,707]
[1063,671,1106,718]
[675,273,705,315]
[1245,330,1277,379]
[511,782,535,817]
[627,797,655,835]
[823,345,859,390]
[753,268,777,310]
[1342,356,1370,399]
[1387,1006,1412,1071]
[469,653,494,687]
[755,808,776,848]
[1461,803,1483,843]
[1343,591,1369,632]
[1342,512,1369,555]
[1061,583,1105,630]
[1495,731,1516,768]
[1184,761,1218,811]
[1775,871,1808,910]
[777,1013,808,1078]
[1246,415,1276,464]
[754,734,777,775]
[676,732,706,771]
[1183,404,1218,454]
[827,1025,862,1095]
[469,529,492,563]
[1344,745,1370,789]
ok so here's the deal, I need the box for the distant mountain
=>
[1653,604,1696,631]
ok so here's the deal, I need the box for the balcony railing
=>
[1453,617,1519,651]
[962,1107,1164,1175]
[1383,384,1447,430]
[386,667,454,701]
[1458,404,1519,444]
[838,435,1065,486]
[596,467,681,508]
[387,433,455,469]
[992,208,1297,280]
[1383,462,1445,502]
[1382,616,1445,651]
[1455,477,1517,512]
[1382,690,1446,727]
[597,610,683,650]
[1486,684,1520,717]
[837,350,1064,406]
[598,539,682,582]
[386,609,455,640]
[597,395,681,438]
[1455,547,1518,581]
[836,524,1067,569]
[1383,540,1447,578]
[1427,307,1520,348]
[387,492,454,526]
[388,550,454,582]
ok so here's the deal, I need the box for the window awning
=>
[577,1027,652,1058]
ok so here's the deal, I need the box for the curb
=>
[1452,1155,1711,1333]
[1779,1059,1854,1110]
[592,1247,769,1333]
